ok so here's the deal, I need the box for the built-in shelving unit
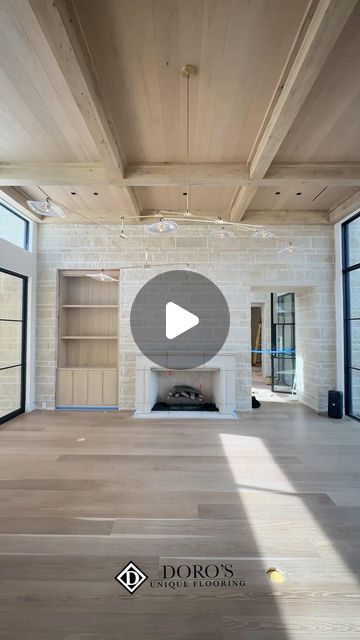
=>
[56,270,119,407]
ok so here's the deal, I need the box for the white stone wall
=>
[36,223,335,412]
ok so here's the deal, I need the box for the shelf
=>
[61,336,118,340]
[62,305,118,309]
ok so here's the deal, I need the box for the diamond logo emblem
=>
[114,561,148,594]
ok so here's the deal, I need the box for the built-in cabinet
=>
[56,271,119,407]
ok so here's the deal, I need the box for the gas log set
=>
[152,384,218,412]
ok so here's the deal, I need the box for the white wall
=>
[0,224,37,411]
[36,223,335,413]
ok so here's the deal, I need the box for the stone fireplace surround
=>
[135,353,237,418]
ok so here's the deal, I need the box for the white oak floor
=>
[0,404,359,639]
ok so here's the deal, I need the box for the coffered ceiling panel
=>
[135,186,235,216]
[0,0,100,162]
[249,185,359,211]
[72,0,309,163]
[276,2,360,162]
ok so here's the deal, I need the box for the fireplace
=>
[135,354,236,418]
[152,374,219,412]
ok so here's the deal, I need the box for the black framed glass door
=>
[0,269,27,425]
[343,212,360,420]
[271,293,296,393]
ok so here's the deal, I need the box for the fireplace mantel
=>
[134,353,237,418]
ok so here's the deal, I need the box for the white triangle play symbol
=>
[166,302,199,340]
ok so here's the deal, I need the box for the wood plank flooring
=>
[0,404,359,639]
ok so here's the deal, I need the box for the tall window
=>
[0,201,29,250]
[0,269,27,424]
[343,212,360,420]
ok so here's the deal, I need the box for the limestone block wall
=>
[36,223,335,412]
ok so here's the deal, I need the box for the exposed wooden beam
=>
[127,162,360,187]
[229,186,258,222]
[26,0,140,217]
[244,210,330,225]
[0,163,118,187]
[264,163,360,187]
[231,0,357,222]
[2,162,360,188]
[329,190,360,224]
[124,164,249,187]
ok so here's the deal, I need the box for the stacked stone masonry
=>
[36,224,336,413]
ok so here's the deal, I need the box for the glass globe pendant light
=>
[145,217,179,235]
[27,196,65,218]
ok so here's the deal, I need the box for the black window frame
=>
[0,267,28,425]
[270,292,296,394]
[343,210,360,420]
[0,200,30,251]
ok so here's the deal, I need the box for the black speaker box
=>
[328,390,343,419]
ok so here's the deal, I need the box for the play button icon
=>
[166,302,199,339]
[130,270,230,370]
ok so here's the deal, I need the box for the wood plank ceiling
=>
[0,0,360,225]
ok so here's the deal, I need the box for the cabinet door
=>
[72,370,88,406]
[103,370,118,405]
[88,370,103,405]
[57,370,73,405]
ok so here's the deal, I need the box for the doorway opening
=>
[251,293,296,404]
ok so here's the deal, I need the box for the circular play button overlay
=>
[130,270,230,369]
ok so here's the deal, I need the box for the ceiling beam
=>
[229,186,258,222]
[2,162,360,188]
[329,190,360,224]
[26,0,140,217]
[231,0,357,222]
[264,163,360,187]
[0,163,118,187]
[124,164,249,187]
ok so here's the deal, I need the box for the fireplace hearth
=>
[152,401,219,412]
